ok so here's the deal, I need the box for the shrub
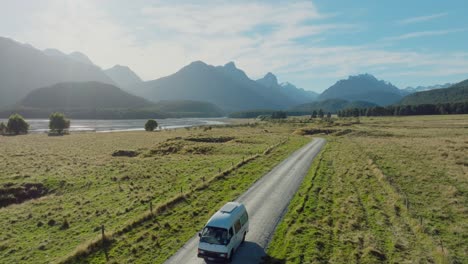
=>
[7,114,29,135]
[0,122,5,135]
[60,218,70,230]
[145,119,158,131]
[47,219,56,226]
[49,112,70,135]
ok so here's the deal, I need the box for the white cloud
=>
[397,12,448,25]
[1,0,467,91]
[383,28,466,41]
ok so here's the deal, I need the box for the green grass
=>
[0,123,309,263]
[266,115,467,264]
[2,115,466,263]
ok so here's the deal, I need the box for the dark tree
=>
[327,112,331,119]
[318,109,324,118]
[271,111,287,119]
[0,122,5,135]
[7,114,29,135]
[311,110,317,118]
[49,112,70,135]
[145,119,158,131]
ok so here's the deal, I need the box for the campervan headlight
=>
[198,249,205,254]
[219,253,226,258]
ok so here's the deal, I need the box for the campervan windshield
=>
[200,226,229,245]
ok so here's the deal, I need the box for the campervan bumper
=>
[197,249,228,261]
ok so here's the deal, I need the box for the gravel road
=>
[165,138,326,264]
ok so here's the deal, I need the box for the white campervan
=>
[197,202,249,262]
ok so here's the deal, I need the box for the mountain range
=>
[0,37,113,108]
[400,83,453,96]
[400,80,468,105]
[127,61,312,112]
[0,36,465,117]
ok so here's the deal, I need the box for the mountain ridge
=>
[104,65,143,88]
[0,37,114,107]
[399,79,468,105]
[319,73,402,105]
[128,61,301,112]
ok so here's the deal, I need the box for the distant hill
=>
[400,83,453,96]
[152,100,224,117]
[19,81,152,109]
[399,79,468,105]
[0,82,223,119]
[290,99,377,113]
[279,82,318,103]
[0,37,114,107]
[129,61,296,112]
[104,65,142,88]
[319,74,402,105]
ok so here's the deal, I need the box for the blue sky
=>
[1,0,468,92]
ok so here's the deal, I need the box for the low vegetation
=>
[5,114,29,135]
[144,119,158,131]
[1,114,466,263]
[266,115,467,263]
[49,112,70,135]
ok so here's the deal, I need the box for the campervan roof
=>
[206,202,243,229]
[220,202,238,213]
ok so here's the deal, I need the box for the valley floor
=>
[0,115,466,264]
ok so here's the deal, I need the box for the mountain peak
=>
[224,61,237,69]
[188,60,208,67]
[104,64,142,87]
[257,72,278,87]
[68,51,94,65]
[349,73,377,81]
[320,73,402,106]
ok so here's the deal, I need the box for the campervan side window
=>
[234,220,241,233]
[240,212,248,226]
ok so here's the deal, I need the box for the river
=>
[0,118,227,133]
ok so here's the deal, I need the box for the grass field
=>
[266,115,467,264]
[1,115,466,264]
[0,123,309,263]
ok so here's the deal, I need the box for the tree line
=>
[337,102,468,117]
[0,113,71,136]
[0,112,160,136]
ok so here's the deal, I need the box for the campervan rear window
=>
[240,211,248,226]
[234,220,241,233]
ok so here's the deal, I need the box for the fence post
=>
[150,201,153,215]
[101,224,105,242]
